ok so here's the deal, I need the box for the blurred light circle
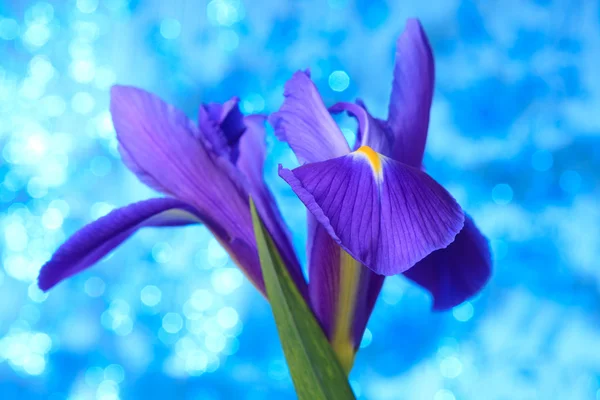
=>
[162,313,184,334]
[29,56,54,81]
[77,0,99,14]
[359,328,372,348]
[211,268,243,294]
[491,183,513,205]
[434,389,456,400]
[218,29,239,51]
[27,178,48,199]
[4,221,28,251]
[70,60,96,83]
[559,170,582,194]
[23,354,46,375]
[205,334,226,353]
[30,332,51,354]
[140,285,162,307]
[190,289,213,311]
[28,284,48,303]
[84,277,106,297]
[0,18,20,40]
[152,242,172,264]
[328,70,350,92]
[23,23,50,48]
[91,202,115,220]
[440,356,463,378]
[42,208,64,230]
[104,364,125,384]
[531,149,553,171]
[216,307,239,329]
[85,366,105,386]
[185,350,208,373]
[267,360,288,381]
[452,302,474,322]
[160,19,181,39]
[96,380,119,400]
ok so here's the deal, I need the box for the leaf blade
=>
[250,199,356,400]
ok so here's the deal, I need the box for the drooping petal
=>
[330,101,392,154]
[237,115,307,298]
[387,19,435,167]
[198,97,246,161]
[279,146,464,276]
[38,198,210,291]
[110,86,262,290]
[269,71,351,164]
[404,215,491,310]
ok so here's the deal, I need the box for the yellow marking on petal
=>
[331,250,361,374]
[356,145,382,176]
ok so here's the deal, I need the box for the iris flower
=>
[38,18,490,379]
[38,87,308,299]
[270,19,491,369]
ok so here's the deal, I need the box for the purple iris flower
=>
[37,86,308,299]
[270,19,491,367]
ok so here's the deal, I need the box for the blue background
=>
[1,0,599,399]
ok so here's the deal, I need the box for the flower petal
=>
[269,71,351,164]
[404,215,491,310]
[110,85,253,255]
[387,19,435,167]
[38,198,208,291]
[279,146,464,275]
[198,97,246,161]
[308,218,384,353]
[330,101,392,154]
[238,115,307,298]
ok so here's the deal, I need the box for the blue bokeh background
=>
[1,0,599,399]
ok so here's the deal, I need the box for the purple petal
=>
[279,146,464,276]
[38,198,209,291]
[269,71,351,164]
[110,86,253,253]
[110,86,270,292]
[308,219,342,339]
[387,19,435,167]
[404,215,491,310]
[330,101,392,154]
[198,97,246,160]
[237,115,308,298]
[308,217,384,349]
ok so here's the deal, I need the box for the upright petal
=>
[308,217,384,368]
[198,97,246,161]
[387,19,435,167]
[237,115,307,298]
[404,215,491,310]
[38,198,209,291]
[110,86,260,288]
[330,101,393,154]
[269,71,351,164]
[280,146,464,276]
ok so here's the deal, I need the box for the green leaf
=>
[250,199,356,400]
